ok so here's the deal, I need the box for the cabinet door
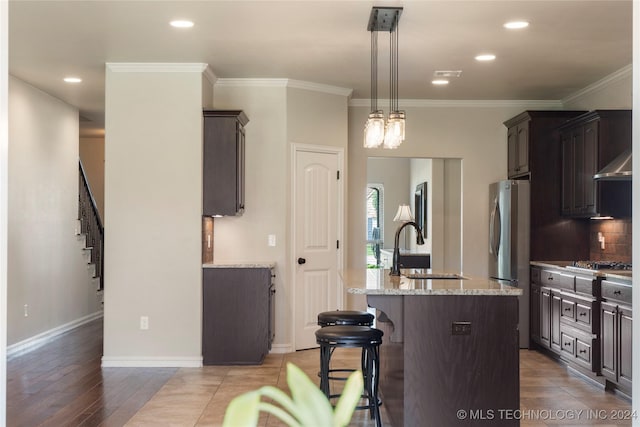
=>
[516,123,529,175]
[601,301,617,382]
[550,292,562,352]
[236,122,246,213]
[530,284,541,344]
[619,305,632,391]
[581,121,598,215]
[507,126,519,177]
[540,287,551,347]
[560,130,574,215]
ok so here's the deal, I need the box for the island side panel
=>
[369,295,405,427]
[404,295,520,427]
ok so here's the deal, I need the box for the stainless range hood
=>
[594,148,632,180]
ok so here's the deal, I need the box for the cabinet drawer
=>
[575,302,593,329]
[575,338,593,367]
[531,267,541,284]
[575,275,597,297]
[541,270,574,291]
[602,280,632,304]
[560,331,575,356]
[561,299,575,321]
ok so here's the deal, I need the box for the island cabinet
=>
[601,278,632,395]
[504,111,589,261]
[203,110,249,217]
[202,266,274,365]
[559,110,631,218]
[531,266,600,376]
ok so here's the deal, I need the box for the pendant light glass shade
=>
[383,111,405,149]
[364,111,386,148]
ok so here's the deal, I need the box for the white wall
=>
[7,76,102,345]
[102,65,209,366]
[1,0,8,421]
[79,137,105,221]
[211,80,350,350]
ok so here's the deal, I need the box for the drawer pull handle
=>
[564,342,571,346]
[579,312,587,316]
[579,349,587,354]
[564,308,571,312]
[548,276,554,281]
[613,290,621,295]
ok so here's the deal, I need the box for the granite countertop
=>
[530,261,632,281]
[342,268,522,296]
[203,262,276,269]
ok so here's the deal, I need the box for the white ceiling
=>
[8,0,633,137]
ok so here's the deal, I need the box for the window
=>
[366,184,383,267]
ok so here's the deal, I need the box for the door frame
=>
[290,143,345,350]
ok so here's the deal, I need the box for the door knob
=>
[297,257,306,265]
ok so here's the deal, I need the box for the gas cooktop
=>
[572,260,632,270]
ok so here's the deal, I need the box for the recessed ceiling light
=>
[63,77,82,83]
[170,20,194,28]
[475,54,496,62]
[504,21,529,29]
[432,79,449,86]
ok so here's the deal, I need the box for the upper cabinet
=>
[203,110,249,216]
[559,110,631,218]
[503,111,588,261]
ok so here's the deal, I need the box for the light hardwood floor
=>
[7,319,632,426]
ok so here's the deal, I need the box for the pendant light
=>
[364,7,405,149]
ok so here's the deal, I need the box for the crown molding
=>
[202,66,217,86]
[216,78,352,97]
[106,63,209,73]
[349,98,563,109]
[561,64,633,105]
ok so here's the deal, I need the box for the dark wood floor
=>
[6,319,176,427]
[6,319,632,426]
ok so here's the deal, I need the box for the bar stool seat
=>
[317,310,374,327]
[316,325,383,427]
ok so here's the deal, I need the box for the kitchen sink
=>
[405,272,467,280]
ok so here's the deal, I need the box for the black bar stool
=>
[317,310,374,382]
[315,325,383,427]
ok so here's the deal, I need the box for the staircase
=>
[78,160,104,291]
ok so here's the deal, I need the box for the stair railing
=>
[78,160,104,290]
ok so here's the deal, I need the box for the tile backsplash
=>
[589,219,631,263]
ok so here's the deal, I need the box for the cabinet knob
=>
[547,276,554,281]
[564,307,571,312]
[579,349,587,354]
[564,342,571,346]
[613,290,621,295]
[579,312,587,317]
[297,257,306,265]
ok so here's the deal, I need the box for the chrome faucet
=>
[390,221,425,276]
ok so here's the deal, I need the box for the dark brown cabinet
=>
[507,121,529,177]
[203,110,249,216]
[600,278,632,395]
[202,267,274,365]
[559,110,631,218]
[531,266,600,375]
[504,111,588,261]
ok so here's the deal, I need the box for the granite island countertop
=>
[342,268,522,296]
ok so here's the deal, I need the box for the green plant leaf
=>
[286,362,334,425]
[222,390,261,427]
[258,385,302,423]
[333,370,364,427]
[258,402,302,427]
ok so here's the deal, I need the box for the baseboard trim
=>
[7,311,104,359]
[269,344,293,354]
[101,356,203,368]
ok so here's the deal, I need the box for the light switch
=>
[268,234,276,247]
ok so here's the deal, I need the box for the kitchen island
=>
[344,269,522,426]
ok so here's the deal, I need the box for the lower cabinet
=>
[202,266,274,365]
[601,279,632,394]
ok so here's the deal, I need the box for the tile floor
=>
[125,348,632,427]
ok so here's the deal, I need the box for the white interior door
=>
[293,146,342,350]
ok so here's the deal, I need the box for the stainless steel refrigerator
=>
[489,180,530,348]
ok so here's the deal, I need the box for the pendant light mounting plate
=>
[367,7,403,32]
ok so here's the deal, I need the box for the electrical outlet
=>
[452,321,471,335]
[268,234,276,247]
[23,304,28,317]
[140,316,149,330]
